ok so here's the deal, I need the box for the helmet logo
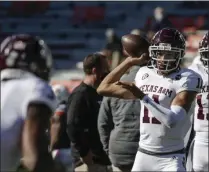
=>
[159,43,171,47]
[6,51,18,67]
[13,41,26,50]
[142,73,149,80]
[159,43,171,50]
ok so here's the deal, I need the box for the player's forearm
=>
[97,58,136,98]
[98,59,132,91]
[49,125,60,151]
[142,95,187,128]
[49,117,61,151]
[21,121,39,171]
[22,123,55,172]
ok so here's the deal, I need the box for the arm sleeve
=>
[97,97,114,154]
[142,72,202,128]
[142,95,187,128]
[66,92,90,157]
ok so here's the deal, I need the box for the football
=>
[121,34,149,57]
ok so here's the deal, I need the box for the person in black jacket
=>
[66,53,112,172]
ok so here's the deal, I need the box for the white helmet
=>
[51,84,69,104]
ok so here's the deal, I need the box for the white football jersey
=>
[189,63,208,142]
[135,67,202,153]
[0,69,57,171]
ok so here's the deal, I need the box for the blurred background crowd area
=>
[0,1,208,91]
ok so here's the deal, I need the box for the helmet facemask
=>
[199,46,209,69]
[149,43,184,73]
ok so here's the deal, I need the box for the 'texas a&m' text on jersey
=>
[135,66,202,153]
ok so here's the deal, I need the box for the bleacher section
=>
[0,1,208,69]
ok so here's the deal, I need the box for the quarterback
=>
[0,34,62,172]
[97,28,202,171]
[188,31,209,172]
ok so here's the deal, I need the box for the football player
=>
[188,31,209,172]
[0,34,62,172]
[97,28,202,171]
[50,84,73,172]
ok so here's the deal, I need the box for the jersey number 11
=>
[143,94,161,124]
[197,94,209,121]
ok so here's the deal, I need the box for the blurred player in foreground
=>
[0,34,63,172]
[187,31,209,172]
[50,84,73,172]
[97,28,202,171]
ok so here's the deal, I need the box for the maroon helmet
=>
[149,28,186,73]
[0,34,53,80]
[0,53,6,70]
[199,31,209,68]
